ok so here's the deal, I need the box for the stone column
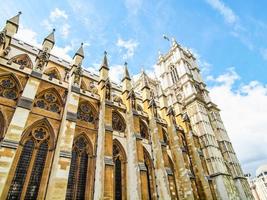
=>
[165,108,194,200]
[121,64,142,200]
[45,86,80,200]
[178,113,213,199]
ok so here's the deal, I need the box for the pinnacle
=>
[100,51,109,70]
[7,11,22,26]
[75,43,84,58]
[43,28,55,45]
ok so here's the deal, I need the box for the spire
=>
[6,11,22,27]
[74,42,84,58]
[100,51,109,70]
[122,62,131,81]
[43,28,55,45]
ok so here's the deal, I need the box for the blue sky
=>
[1,0,267,176]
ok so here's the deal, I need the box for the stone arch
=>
[8,53,33,69]
[0,72,23,100]
[113,139,127,200]
[112,110,126,132]
[113,94,123,105]
[6,118,55,199]
[66,133,94,200]
[143,147,156,200]
[77,100,98,127]
[81,80,87,91]
[0,110,6,141]
[34,87,63,114]
[140,119,149,140]
[162,127,169,145]
[44,67,62,81]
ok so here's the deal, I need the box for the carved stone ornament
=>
[64,68,70,81]
[105,79,111,100]
[3,46,11,56]
[73,63,83,85]
[0,28,7,46]
[36,48,49,71]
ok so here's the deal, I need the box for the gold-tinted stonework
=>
[0,13,253,200]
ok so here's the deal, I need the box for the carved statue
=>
[0,29,7,47]
[105,80,111,100]
[64,68,70,81]
[36,48,49,71]
[73,63,83,85]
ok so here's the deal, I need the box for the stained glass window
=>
[66,135,90,200]
[113,141,126,200]
[140,120,149,140]
[7,140,34,199]
[0,75,20,100]
[34,89,62,114]
[7,121,51,199]
[77,102,95,123]
[112,111,125,132]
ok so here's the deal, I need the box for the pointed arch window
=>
[7,120,54,200]
[143,148,156,200]
[34,88,63,114]
[66,135,92,200]
[44,68,61,81]
[8,54,33,69]
[0,73,22,100]
[140,120,149,140]
[170,65,179,83]
[113,140,126,200]
[77,102,96,123]
[112,111,126,132]
[162,128,169,145]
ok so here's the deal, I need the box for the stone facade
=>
[0,13,253,200]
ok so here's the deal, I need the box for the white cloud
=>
[116,38,139,60]
[208,68,267,175]
[60,23,71,38]
[14,26,73,62]
[50,8,68,21]
[42,8,70,38]
[14,26,40,47]
[124,0,143,15]
[205,0,238,25]
[109,64,125,83]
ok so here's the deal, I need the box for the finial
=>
[100,50,109,70]
[73,42,84,59]
[18,11,22,15]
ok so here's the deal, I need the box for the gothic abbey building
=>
[0,13,253,200]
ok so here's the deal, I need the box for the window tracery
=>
[170,65,179,83]
[140,120,149,139]
[34,89,62,114]
[8,54,33,69]
[66,135,91,200]
[143,148,155,200]
[0,74,21,100]
[7,120,53,199]
[44,68,61,80]
[77,102,95,123]
[112,111,126,132]
[113,141,126,200]
[113,95,123,105]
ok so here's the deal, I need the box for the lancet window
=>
[66,135,92,200]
